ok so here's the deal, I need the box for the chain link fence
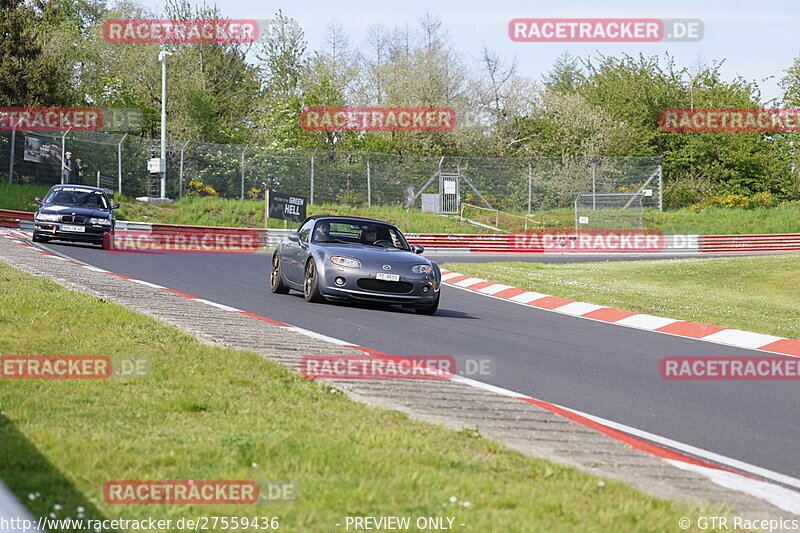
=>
[575,192,645,230]
[0,130,662,212]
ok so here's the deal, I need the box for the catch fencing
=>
[0,130,662,212]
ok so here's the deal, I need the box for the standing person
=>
[61,152,73,184]
[75,158,85,185]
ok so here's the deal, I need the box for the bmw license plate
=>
[60,224,85,232]
[376,272,399,282]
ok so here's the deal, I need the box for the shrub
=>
[185,180,219,198]
[689,192,777,211]
[663,176,716,209]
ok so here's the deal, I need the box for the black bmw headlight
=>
[36,213,61,222]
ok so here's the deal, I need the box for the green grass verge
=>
[4,183,800,234]
[0,184,51,212]
[442,255,800,339]
[0,262,722,532]
[114,197,492,233]
[478,205,800,235]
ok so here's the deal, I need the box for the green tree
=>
[0,0,85,106]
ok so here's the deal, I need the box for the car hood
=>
[316,243,429,264]
[39,205,112,218]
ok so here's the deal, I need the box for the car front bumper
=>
[35,222,112,243]
[318,266,439,304]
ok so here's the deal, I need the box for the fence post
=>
[574,194,580,232]
[658,160,663,211]
[178,140,190,199]
[310,148,318,205]
[117,133,127,195]
[9,119,24,184]
[240,144,250,200]
[527,161,532,215]
[591,162,596,210]
[8,126,17,185]
[97,170,100,188]
[366,158,371,207]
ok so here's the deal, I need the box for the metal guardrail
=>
[700,234,800,253]
[0,209,34,229]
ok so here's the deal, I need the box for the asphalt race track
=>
[38,241,800,487]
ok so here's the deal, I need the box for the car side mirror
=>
[111,203,120,209]
[34,197,43,205]
[412,244,424,254]
[287,232,301,243]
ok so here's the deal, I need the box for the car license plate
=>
[60,224,85,232]
[376,272,399,282]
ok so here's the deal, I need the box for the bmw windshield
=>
[44,188,110,210]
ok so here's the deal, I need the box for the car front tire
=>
[414,291,440,315]
[303,259,326,303]
[32,231,47,243]
[270,253,290,294]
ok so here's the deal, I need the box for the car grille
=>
[61,215,85,223]
[357,278,414,294]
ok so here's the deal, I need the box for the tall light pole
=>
[61,122,73,184]
[8,117,24,185]
[158,50,171,198]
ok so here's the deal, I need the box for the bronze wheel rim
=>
[304,262,314,297]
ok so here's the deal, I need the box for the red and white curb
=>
[1,229,798,515]
[440,270,800,358]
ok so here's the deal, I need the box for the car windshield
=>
[44,188,109,210]
[312,219,410,250]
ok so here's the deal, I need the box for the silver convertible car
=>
[270,216,441,314]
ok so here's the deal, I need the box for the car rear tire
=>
[270,253,290,294]
[304,259,326,303]
[414,292,440,315]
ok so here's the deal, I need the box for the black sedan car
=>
[271,216,441,314]
[33,185,118,247]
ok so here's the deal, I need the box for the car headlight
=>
[411,264,432,274]
[36,213,61,222]
[89,217,112,226]
[330,256,361,268]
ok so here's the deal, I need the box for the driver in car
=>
[313,221,331,242]
[362,227,378,244]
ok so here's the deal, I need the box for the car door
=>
[283,220,313,284]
